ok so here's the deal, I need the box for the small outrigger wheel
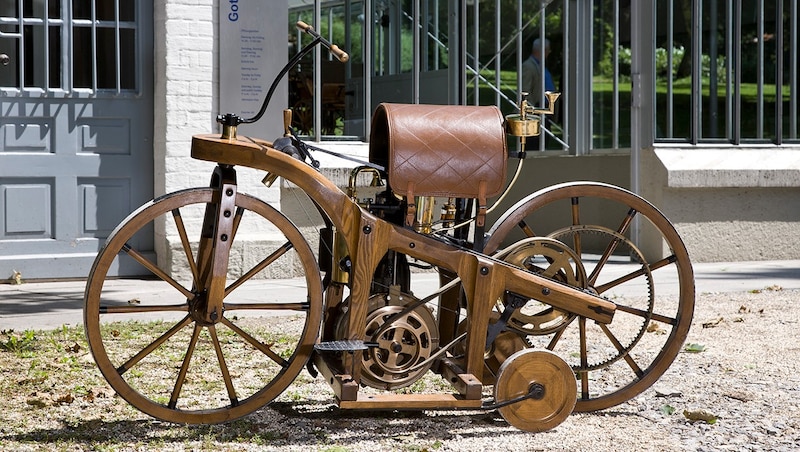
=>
[494,349,577,432]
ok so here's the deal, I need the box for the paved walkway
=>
[1,260,799,331]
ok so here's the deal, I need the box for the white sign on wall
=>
[219,1,287,139]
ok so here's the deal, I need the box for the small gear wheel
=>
[497,237,587,336]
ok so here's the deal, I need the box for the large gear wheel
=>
[334,290,439,390]
[536,225,655,371]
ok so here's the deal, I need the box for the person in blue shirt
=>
[521,38,556,150]
[521,37,555,107]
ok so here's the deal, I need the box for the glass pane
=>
[344,1,365,138]
[655,0,691,141]
[120,28,135,89]
[97,0,115,21]
[73,0,92,20]
[49,0,62,19]
[288,3,365,138]
[49,25,61,88]
[96,27,117,89]
[785,2,800,140]
[23,1,45,18]
[73,26,92,88]
[738,0,781,141]
[1,2,19,17]
[592,0,615,149]
[320,5,346,135]
[0,34,20,88]
[288,8,316,136]
[700,0,727,140]
[23,25,45,87]
[120,0,135,21]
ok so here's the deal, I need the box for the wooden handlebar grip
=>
[329,44,349,63]
[296,20,312,32]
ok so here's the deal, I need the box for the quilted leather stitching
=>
[375,103,507,199]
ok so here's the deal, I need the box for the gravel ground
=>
[2,288,799,451]
[226,288,800,451]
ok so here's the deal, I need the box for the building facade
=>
[1,0,799,279]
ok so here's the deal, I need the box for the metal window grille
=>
[0,0,138,94]
[656,0,800,144]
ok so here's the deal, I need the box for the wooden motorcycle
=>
[84,22,694,432]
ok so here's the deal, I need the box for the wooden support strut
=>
[196,165,238,324]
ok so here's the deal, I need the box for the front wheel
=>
[84,188,322,423]
[486,181,694,412]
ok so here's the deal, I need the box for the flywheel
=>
[334,290,439,390]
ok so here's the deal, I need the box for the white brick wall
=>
[153,1,289,277]
[155,0,218,197]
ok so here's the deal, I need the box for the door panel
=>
[0,1,153,279]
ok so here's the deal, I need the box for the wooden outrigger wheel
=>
[494,349,577,432]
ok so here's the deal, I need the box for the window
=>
[285,1,800,148]
[1,0,138,93]
[288,0,456,141]
[655,0,800,144]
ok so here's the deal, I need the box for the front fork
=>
[192,164,239,324]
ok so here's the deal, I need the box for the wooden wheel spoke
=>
[598,323,644,378]
[223,301,310,312]
[587,208,637,286]
[208,325,239,406]
[172,208,200,287]
[121,243,195,299]
[578,370,590,400]
[616,208,636,236]
[220,317,289,368]
[100,303,189,314]
[593,257,678,297]
[545,316,574,350]
[587,208,633,282]
[570,197,582,255]
[615,303,677,326]
[117,315,193,374]
[594,265,650,294]
[578,317,589,399]
[220,205,246,250]
[649,255,678,272]
[100,303,188,314]
[517,219,536,237]
[168,323,203,409]
[228,207,245,247]
[225,241,294,296]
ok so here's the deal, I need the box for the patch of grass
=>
[0,329,37,354]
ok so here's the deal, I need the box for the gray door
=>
[0,1,153,279]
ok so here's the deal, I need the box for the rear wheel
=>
[486,181,694,412]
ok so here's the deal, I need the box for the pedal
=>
[314,340,379,352]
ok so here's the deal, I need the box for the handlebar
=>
[296,21,349,63]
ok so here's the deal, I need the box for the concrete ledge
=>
[642,146,800,262]
[653,146,800,188]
